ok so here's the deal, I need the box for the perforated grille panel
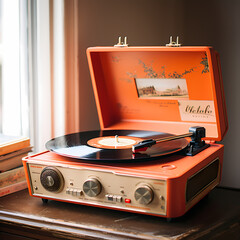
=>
[186,158,219,202]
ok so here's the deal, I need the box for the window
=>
[0,0,54,152]
[0,0,29,137]
[0,0,80,152]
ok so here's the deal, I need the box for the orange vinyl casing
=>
[23,143,223,218]
[23,45,228,218]
[86,46,228,140]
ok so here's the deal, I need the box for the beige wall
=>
[76,0,240,189]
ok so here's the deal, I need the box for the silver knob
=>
[83,178,101,197]
[134,185,153,205]
[46,176,54,186]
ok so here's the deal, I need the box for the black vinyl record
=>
[45,130,188,162]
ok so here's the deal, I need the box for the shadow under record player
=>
[22,37,228,219]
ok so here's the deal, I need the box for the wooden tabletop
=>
[0,187,239,239]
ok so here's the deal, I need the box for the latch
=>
[166,36,181,47]
[114,37,128,47]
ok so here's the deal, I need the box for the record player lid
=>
[87,45,228,141]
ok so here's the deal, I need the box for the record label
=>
[87,136,143,149]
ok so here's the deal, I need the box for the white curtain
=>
[29,0,80,152]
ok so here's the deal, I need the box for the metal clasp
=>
[114,36,128,47]
[166,36,181,47]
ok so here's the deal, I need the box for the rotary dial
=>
[40,167,64,192]
[134,185,154,205]
[83,178,101,197]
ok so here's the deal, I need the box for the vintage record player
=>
[23,37,228,218]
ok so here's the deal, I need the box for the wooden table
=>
[0,187,239,239]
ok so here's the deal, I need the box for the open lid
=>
[87,44,228,141]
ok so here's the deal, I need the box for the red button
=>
[125,198,131,203]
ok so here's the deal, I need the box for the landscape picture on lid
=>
[135,78,189,99]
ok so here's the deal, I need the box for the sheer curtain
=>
[29,0,80,152]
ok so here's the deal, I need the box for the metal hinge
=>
[166,36,181,47]
[114,36,128,47]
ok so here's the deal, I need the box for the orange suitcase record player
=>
[23,37,228,219]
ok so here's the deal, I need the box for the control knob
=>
[40,167,64,192]
[83,178,101,197]
[134,185,153,205]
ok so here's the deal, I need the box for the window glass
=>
[0,0,29,137]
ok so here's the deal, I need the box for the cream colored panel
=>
[27,163,167,216]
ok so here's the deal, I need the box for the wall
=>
[77,0,240,189]
[181,0,240,189]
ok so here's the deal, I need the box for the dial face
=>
[134,185,154,205]
[83,178,102,197]
[40,167,64,192]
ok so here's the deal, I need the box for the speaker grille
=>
[186,158,220,203]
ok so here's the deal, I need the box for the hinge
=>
[114,36,128,47]
[166,36,181,47]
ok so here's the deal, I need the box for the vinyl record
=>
[45,130,189,162]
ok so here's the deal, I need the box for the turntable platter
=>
[45,130,189,162]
